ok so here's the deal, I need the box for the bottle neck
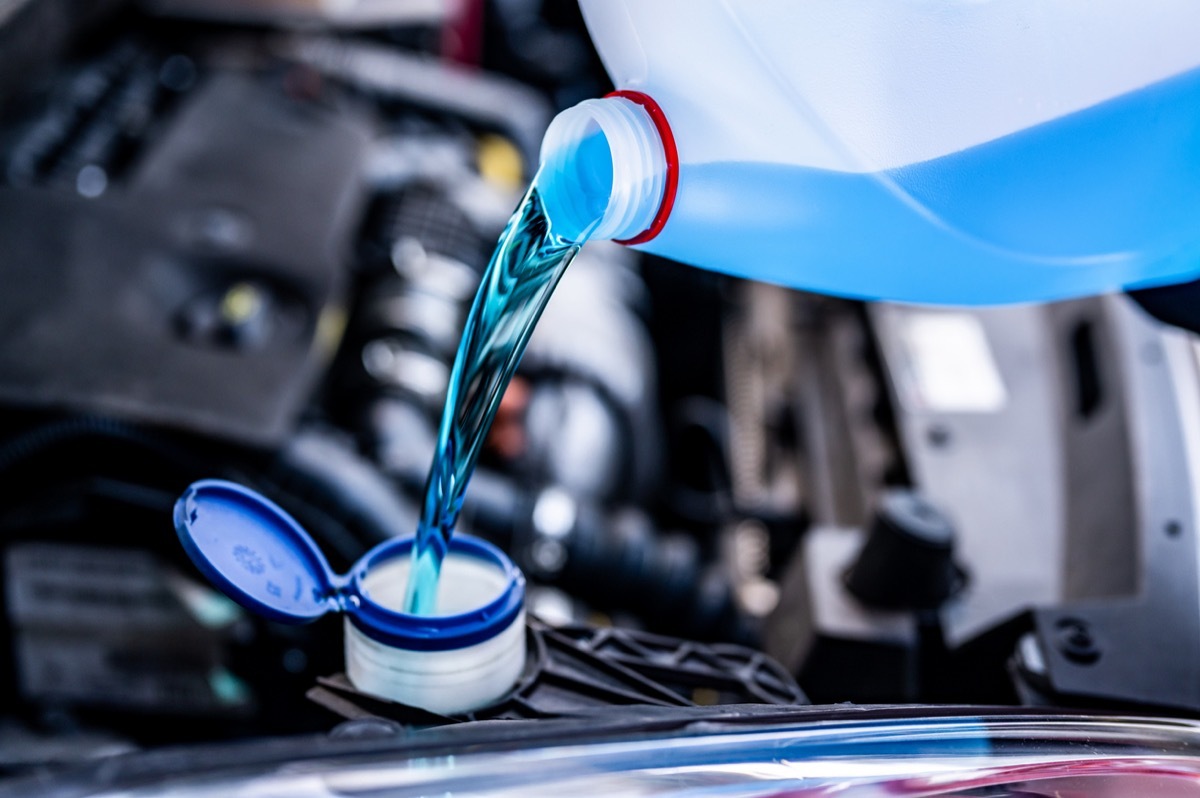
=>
[538,95,669,243]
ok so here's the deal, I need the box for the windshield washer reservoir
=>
[173,479,526,715]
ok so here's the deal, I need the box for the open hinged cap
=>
[174,479,341,624]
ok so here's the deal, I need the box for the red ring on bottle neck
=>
[605,90,678,246]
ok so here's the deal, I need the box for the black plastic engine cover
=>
[0,70,372,446]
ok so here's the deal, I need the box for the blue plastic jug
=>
[538,0,1200,305]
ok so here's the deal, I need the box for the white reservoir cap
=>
[346,544,526,715]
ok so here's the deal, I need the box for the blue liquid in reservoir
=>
[643,63,1200,304]
[403,179,585,615]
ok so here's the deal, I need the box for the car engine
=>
[4,0,1200,788]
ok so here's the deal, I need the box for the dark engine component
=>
[309,617,806,725]
[0,52,372,445]
[0,24,383,753]
[843,490,966,612]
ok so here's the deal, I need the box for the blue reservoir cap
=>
[349,535,525,652]
[174,479,338,624]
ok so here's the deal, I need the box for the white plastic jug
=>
[538,1,1200,305]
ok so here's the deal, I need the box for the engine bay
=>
[4,0,1200,786]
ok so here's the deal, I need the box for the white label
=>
[897,312,1007,413]
[14,632,232,710]
[6,543,188,629]
[5,542,251,712]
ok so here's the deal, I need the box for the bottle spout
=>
[538,94,671,244]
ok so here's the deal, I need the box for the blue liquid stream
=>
[640,63,1200,304]
[403,181,584,615]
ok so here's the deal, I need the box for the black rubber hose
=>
[268,427,419,549]
[0,416,210,479]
